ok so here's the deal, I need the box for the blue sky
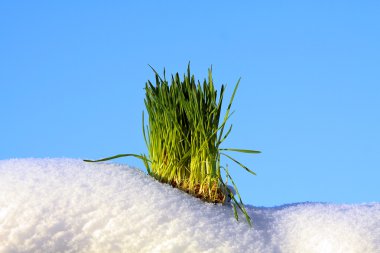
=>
[1,1,379,206]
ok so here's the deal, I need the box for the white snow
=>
[0,158,379,253]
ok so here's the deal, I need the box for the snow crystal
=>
[0,159,379,253]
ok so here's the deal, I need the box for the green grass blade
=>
[220,166,252,226]
[84,154,149,163]
[229,193,252,227]
[148,64,164,83]
[142,111,149,148]
[223,166,243,204]
[217,78,240,145]
[232,203,239,221]
[219,148,261,154]
[220,152,257,175]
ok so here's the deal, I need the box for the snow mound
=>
[0,159,379,253]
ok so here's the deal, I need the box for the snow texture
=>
[0,158,379,253]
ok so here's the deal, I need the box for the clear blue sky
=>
[1,1,379,206]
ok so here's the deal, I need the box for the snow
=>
[0,158,379,253]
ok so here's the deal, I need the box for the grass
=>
[84,64,260,226]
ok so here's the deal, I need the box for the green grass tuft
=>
[85,64,260,226]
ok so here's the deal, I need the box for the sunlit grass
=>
[85,64,260,226]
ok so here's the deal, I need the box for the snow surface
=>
[0,159,379,253]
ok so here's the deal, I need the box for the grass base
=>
[162,179,226,204]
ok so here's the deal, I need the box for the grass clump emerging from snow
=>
[85,64,260,226]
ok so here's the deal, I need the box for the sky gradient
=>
[1,1,379,206]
